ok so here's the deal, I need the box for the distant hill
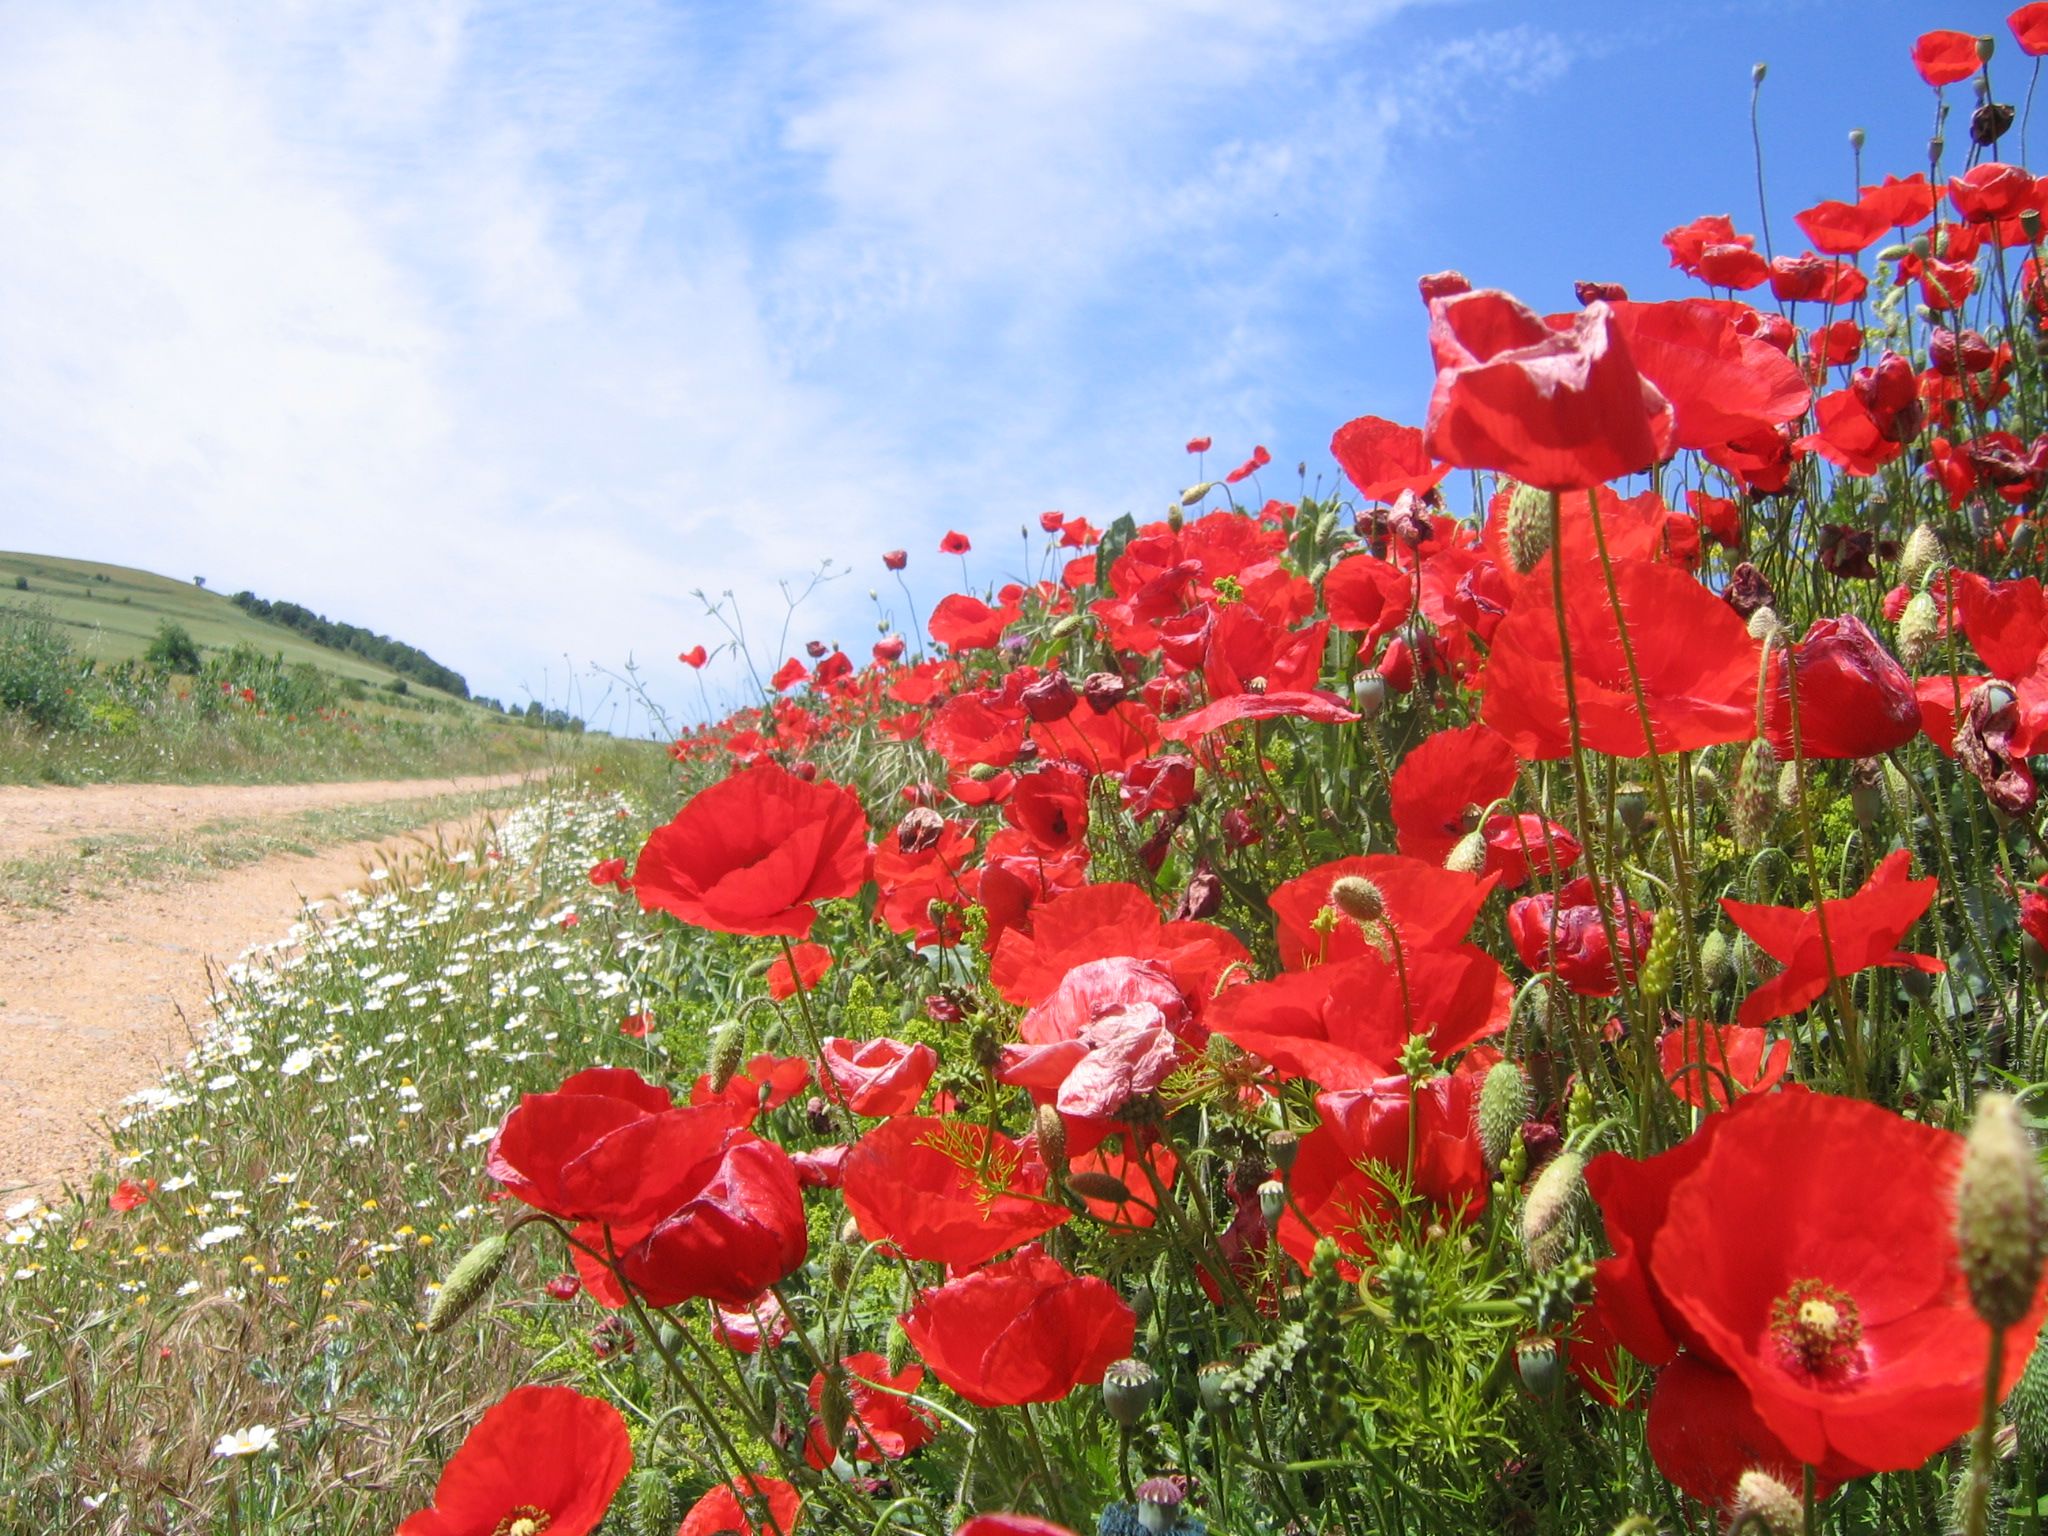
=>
[227,591,467,698]
[0,551,473,703]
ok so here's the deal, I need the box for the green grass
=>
[0,552,463,701]
[0,786,535,912]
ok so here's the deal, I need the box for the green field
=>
[0,550,465,701]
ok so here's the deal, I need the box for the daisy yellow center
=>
[494,1509,552,1536]
[1769,1278,1862,1372]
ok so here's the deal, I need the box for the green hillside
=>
[0,551,467,702]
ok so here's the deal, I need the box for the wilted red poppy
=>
[597,1135,809,1309]
[1763,614,1920,760]
[805,1352,937,1465]
[634,762,868,938]
[940,530,972,554]
[841,1117,1068,1266]
[677,1476,802,1536]
[1423,291,1673,490]
[1330,414,1449,503]
[1609,299,1810,452]
[396,1385,632,1536]
[1479,557,1762,760]
[821,1035,937,1117]
[767,942,832,1001]
[1267,853,1496,970]
[1507,877,1654,997]
[900,1245,1136,1407]
[1914,28,1983,86]
[1276,1074,1488,1271]
[1588,1090,2047,1495]
[1389,722,1521,863]
[1721,850,1943,1027]
[1657,1019,1791,1107]
[2015,3,2048,55]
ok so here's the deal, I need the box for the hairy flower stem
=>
[1961,1328,2008,1536]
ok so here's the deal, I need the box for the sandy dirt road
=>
[0,773,536,1196]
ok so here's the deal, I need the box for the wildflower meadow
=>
[33,13,2048,1536]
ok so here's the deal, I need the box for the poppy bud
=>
[1034,1101,1068,1176]
[818,1365,853,1449]
[1746,604,1786,647]
[1521,1149,1586,1272]
[1751,61,1767,83]
[1699,928,1735,992]
[2011,1328,2048,1456]
[1258,1179,1289,1229]
[1504,481,1555,575]
[1849,759,1888,834]
[1732,739,1780,851]
[1693,762,1720,804]
[1180,482,1215,508]
[1479,1061,1532,1174]
[1066,1170,1132,1207]
[1900,524,1944,591]
[1265,1129,1300,1174]
[1445,829,1489,876]
[425,1232,508,1333]
[1729,1469,1803,1536]
[1955,1093,2048,1330]
[627,1467,674,1536]
[1328,874,1385,924]
[1101,1357,1158,1427]
[1514,1333,1561,1397]
[1775,760,1802,815]
[708,1022,746,1093]
[967,762,1003,782]
[1135,1476,1185,1535]
[1130,1281,1156,1327]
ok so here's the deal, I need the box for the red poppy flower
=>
[1697,242,1772,289]
[883,549,908,570]
[618,1012,653,1039]
[1664,214,1746,275]
[821,1036,937,1117]
[1208,944,1509,1089]
[1163,688,1359,739]
[770,657,808,692]
[1657,1020,1791,1107]
[110,1178,154,1212]
[587,857,630,890]
[679,645,708,668]
[1276,1074,1488,1271]
[959,1517,1078,1536]
[1480,814,1581,890]
[2015,3,2048,55]
[805,1352,938,1466]
[900,1245,1135,1407]
[841,1117,1069,1266]
[712,1294,791,1354]
[1795,196,1900,257]
[998,956,1190,1127]
[1330,415,1449,503]
[1721,850,1943,1027]
[767,942,832,1001]
[677,1476,802,1536]
[1224,445,1271,484]
[1389,722,1521,863]
[396,1385,632,1536]
[1479,557,1762,760]
[1914,28,1983,86]
[1507,877,1654,997]
[988,881,1250,1010]
[1185,436,1211,453]
[1267,853,1497,970]
[1646,1354,1845,1508]
[1423,291,1673,490]
[634,762,868,938]
[1122,754,1197,819]
[1006,760,1091,853]
[929,594,1007,652]
[488,1067,730,1225]
[1589,1090,2048,1495]
[689,1053,811,1124]
[1956,572,2048,753]
[1762,614,1919,760]
[1608,299,1810,452]
[1322,552,1413,646]
[940,530,972,554]
[1952,162,2041,225]
[594,1135,808,1309]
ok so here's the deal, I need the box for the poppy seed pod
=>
[1265,1129,1300,1175]
[1101,1357,1158,1427]
[1258,1179,1289,1229]
[1955,1093,2048,1330]
[1134,1476,1186,1535]
[1197,1360,1233,1413]
[1729,1469,1803,1536]
[425,1232,508,1333]
[1514,1333,1562,1398]
[1479,1062,1532,1174]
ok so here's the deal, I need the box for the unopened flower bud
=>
[1065,1170,1133,1207]
[1445,829,1489,875]
[1732,739,1780,851]
[817,1365,853,1448]
[1521,1149,1586,1272]
[425,1232,508,1333]
[1898,590,1942,672]
[1700,928,1736,991]
[1751,61,1767,84]
[1101,1357,1158,1427]
[1479,1061,1532,1174]
[1180,481,1215,508]
[707,1022,746,1092]
[1504,481,1554,575]
[1729,1469,1803,1536]
[1956,1093,2048,1330]
[1329,874,1385,924]
[1034,1102,1068,1176]
[1747,605,1787,647]
[1900,524,1944,591]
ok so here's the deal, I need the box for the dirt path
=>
[0,775,539,1196]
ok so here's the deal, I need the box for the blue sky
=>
[0,0,2025,733]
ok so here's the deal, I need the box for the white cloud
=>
[0,0,1560,725]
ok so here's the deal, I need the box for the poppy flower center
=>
[1769,1277,1863,1373]
[493,1509,552,1536]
